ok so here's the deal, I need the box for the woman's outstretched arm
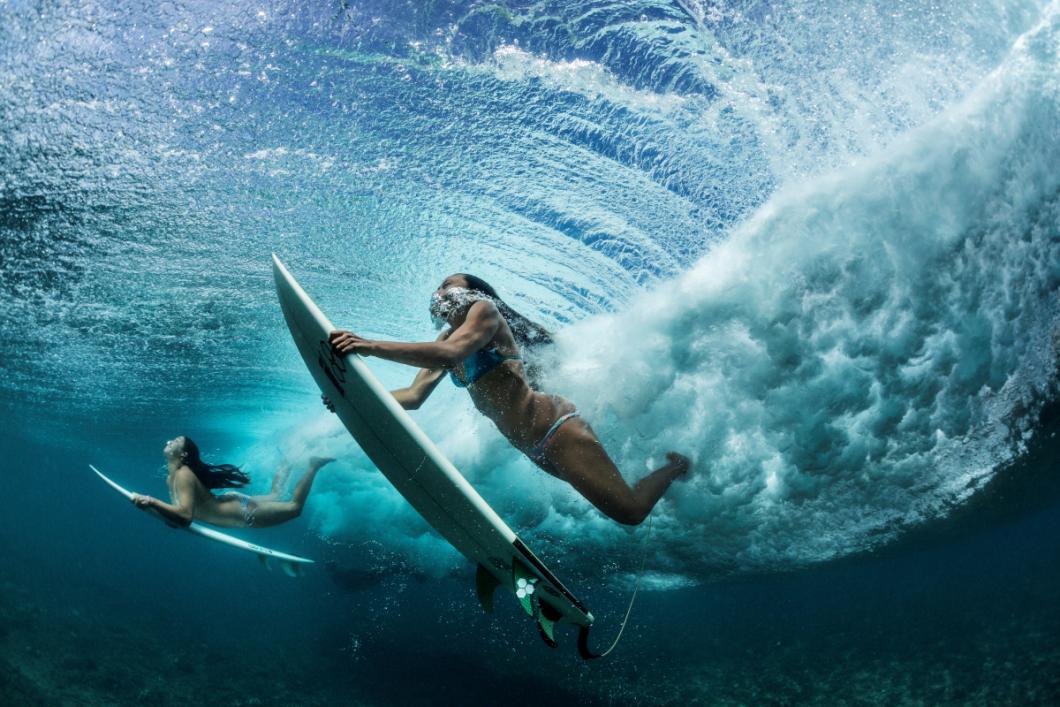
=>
[330,300,500,368]
[321,365,444,412]
[131,468,197,527]
[322,328,449,413]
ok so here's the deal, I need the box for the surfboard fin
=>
[536,601,561,648]
[475,564,500,614]
[512,559,540,618]
[281,560,302,578]
[509,560,563,649]
[258,554,272,571]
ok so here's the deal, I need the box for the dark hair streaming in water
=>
[458,274,554,349]
[180,436,250,490]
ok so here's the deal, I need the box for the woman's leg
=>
[536,420,689,526]
[262,461,293,501]
[248,456,334,528]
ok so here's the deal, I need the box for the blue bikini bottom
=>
[528,411,581,464]
[218,492,258,526]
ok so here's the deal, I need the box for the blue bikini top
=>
[450,347,521,388]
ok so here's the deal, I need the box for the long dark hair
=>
[459,274,553,388]
[459,274,553,349]
[180,437,249,490]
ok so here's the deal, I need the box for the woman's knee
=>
[258,501,301,526]
[608,499,650,526]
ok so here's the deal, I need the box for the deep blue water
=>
[2,1,1059,704]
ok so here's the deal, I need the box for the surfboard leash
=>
[578,512,653,660]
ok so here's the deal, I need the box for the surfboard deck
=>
[272,254,594,651]
[90,464,313,576]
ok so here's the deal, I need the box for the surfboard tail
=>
[257,554,305,577]
[473,558,592,654]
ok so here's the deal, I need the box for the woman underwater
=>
[129,435,332,528]
[327,274,689,526]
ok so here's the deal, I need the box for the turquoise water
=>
[2,1,1059,704]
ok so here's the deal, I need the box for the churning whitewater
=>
[303,8,1060,583]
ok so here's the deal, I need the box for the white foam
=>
[485,44,688,112]
[540,6,1060,574]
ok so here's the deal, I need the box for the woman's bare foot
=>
[666,452,691,478]
[309,456,336,473]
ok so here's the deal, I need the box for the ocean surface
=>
[2,1,1058,704]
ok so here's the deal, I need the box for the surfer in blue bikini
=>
[327,275,689,526]
[129,435,333,528]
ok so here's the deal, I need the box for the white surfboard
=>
[90,464,314,576]
[272,254,597,654]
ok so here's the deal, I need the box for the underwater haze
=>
[2,0,1059,705]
